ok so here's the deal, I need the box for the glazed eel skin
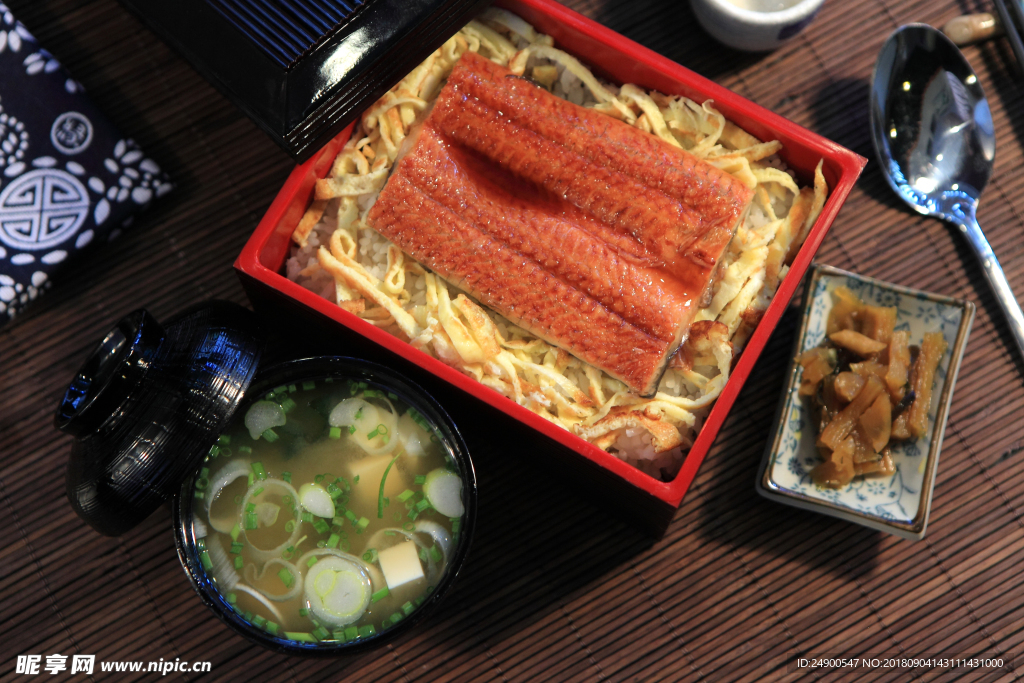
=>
[367,51,753,396]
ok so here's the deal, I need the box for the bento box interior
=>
[235,0,866,536]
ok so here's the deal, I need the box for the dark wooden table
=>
[3,0,1024,680]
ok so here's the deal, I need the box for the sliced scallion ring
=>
[303,556,372,628]
[239,478,303,563]
[204,460,252,533]
[244,558,303,602]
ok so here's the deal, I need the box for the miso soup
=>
[186,375,468,645]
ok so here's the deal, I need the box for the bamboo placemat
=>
[2,0,1023,681]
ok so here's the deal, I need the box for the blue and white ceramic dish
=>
[756,264,974,540]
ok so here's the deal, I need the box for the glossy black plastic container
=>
[118,0,488,160]
[57,302,476,655]
[173,356,476,655]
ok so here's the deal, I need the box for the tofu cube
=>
[378,541,424,590]
[346,454,407,507]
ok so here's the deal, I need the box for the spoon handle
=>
[956,213,1024,360]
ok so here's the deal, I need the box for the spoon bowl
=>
[870,24,1024,361]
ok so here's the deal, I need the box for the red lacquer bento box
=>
[235,0,866,535]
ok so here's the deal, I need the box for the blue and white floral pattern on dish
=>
[757,264,974,540]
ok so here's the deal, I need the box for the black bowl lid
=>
[58,301,264,536]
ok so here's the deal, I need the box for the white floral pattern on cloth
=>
[0,3,32,55]
[0,98,28,174]
[760,265,971,536]
[87,139,174,228]
[0,2,172,325]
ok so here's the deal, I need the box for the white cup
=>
[689,0,826,52]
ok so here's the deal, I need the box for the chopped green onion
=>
[220,447,233,457]
[302,511,314,523]
[314,474,325,484]
[402,601,415,616]
[429,545,443,563]
[403,522,415,531]
[344,626,358,642]
[247,473,254,487]
[200,551,213,571]
[230,542,244,555]
[333,629,349,642]
[378,452,401,519]
[280,397,297,413]
[388,392,398,400]
[284,520,295,532]
[239,445,252,454]
[398,489,415,502]
[345,510,356,522]
[362,549,379,563]
[357,517,369,530]
[358,625,375,638]
[415,499,430,512]
[313,519,330,534]
[277,567,295,588]
[226,593,237,604]
[385,530,396,537]
[218,435,231,446]
[324,533,339,548]
[281,471,291,483]
[208,445,221,458]
[355,407,364,420]
[389,612,403,625]
[193,491,204,500]
[353,475,360,484]
[273,385,287,395]
[262,429,278,442]
[288,384,297,393]
[367,427,380,440]
[313,625,330,641]
[394,512,402,522]
[307,556,318,568]
[371,587,389,603]
[299,607,309,617]
[348,425,356,435]
[265,621,279,635]
[329,426,342,440]
[245,502,256,514]
[245,513,258,530]
[243,611,253,622]
[451,518,461,533]
[196,538,207,552]
[230,523,241,541]
[414,475,426,485]
[316,540,326,548]
[284,632,316,643]
[302,380,316,391]
[252,615,266,629]
[251,462,267,480]
[282,546,295,560]
[407,509,419,521]
[419,548,428,562]
[325,378,334,384]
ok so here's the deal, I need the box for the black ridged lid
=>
[57,301,264,536]
[119,0,489,161]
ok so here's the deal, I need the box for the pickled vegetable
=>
[801,286,946,489]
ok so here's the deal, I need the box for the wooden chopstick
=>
[993,0,1024,74]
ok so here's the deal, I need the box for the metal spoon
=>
[870,24,1024,361]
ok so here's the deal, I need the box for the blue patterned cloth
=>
[0,3,172,325]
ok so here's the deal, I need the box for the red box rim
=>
[235,0,866,510]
